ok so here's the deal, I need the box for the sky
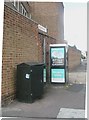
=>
[63,2,87,52]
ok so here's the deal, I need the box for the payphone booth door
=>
[50,44,68,83]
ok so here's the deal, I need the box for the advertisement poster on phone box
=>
[51,69,65,83]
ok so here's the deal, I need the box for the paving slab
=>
[2,61,86,119]
[2,84,85,118]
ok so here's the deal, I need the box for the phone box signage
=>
[44,68,46,82]
[51,48,64,66]
[51,69,65,83]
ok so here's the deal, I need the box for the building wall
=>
[2,4,56,106]
[29,2,64,43]
[68,46,81,71]
[57,3,64,43]
[2,4,43,106]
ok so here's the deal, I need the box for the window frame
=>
[12,0,19,11]
[20,3,28,17]
[12,1,28,17]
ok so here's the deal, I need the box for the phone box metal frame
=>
[49,44,69,84]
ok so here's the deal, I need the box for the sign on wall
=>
[38,24,47,33]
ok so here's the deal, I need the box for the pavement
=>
[1,60,87,120]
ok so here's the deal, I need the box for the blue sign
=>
[51,69,65,83]
[51,48,64,66]
[44,68,46,82]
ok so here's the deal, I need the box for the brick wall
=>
[2,5,43,106]
[2,4,56,106]
[68,46,81,71]
[30,2,64,43]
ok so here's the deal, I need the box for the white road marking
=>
[57,108,85,118]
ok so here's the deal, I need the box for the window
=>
[20,3,28,17]
[12,0,19,11]
[12,1,28,17]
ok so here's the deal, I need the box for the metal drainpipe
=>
[43,38,46,64]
